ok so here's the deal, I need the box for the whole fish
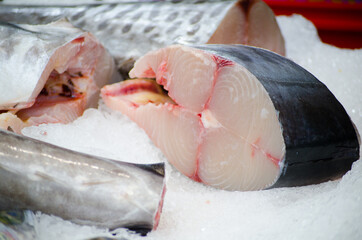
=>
[0,19,120,133]
[0,129,165,232]
[101,44,360,191]
[0,0,285,77]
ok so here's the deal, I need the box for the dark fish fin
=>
[118,58,135,80]
[136,163,165,177]
[109,159,165,177]
[121,225,152,237]
[0,21,41,34]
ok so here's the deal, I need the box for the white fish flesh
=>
[101,44,360,191]
[0,20,120,133]
[0,0,285,75]
[0,129,165,232]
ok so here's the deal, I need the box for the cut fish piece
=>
[207,0,285,55]
[102,80,200,178]
[0,19,120,133]
[102,45,360,191]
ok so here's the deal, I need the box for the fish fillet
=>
[0,20,120,133]
[101,44,360,191]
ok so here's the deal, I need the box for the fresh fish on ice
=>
[0,0,285,75]
[101,44,360,191]
[0,129,165,232]
[0,19,120,133]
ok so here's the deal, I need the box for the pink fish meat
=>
[0,19,120,133]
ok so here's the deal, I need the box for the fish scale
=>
[0,0,285,76]
[0,1,232,64]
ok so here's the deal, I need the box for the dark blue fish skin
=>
[194,44,360,187]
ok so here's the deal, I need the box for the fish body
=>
[0,19,120,132]
[0,129,165,231]
[0,0,285,75]
[101,44,360,191]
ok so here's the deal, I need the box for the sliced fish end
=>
[103,45,286,191]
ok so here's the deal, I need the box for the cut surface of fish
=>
[102,44,360,191]
[0,0,285,76]
[0,19,119,133]
[0,129,165,232]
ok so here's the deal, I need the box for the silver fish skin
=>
[0,0,285,75]
[0,129,165,231]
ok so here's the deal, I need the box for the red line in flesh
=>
[192,55,234,183]
[266,153,281,167]
[190,116,206,183]
[129,102,139,108]
[156,60,168,88]
[153,185,167,230]
[212,55,234,68]
[103,81,160,97]
[119,82,159,95]
[203,55,234,110]
[190,172,203,183]
[251,138,260,158]
[142,67,156,78]
[71,37,85,44]
[251,137,280,167]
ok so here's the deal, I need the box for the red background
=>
[264,0,362,49]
